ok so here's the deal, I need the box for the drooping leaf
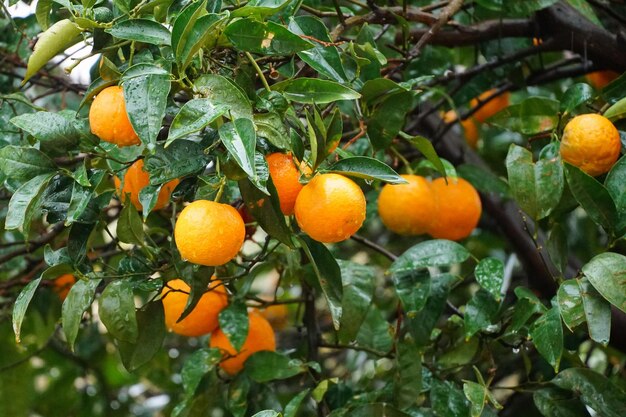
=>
[489,96,559,135]
[12,277,42,343]
[403,135,447,178]
[181,348,223,394]
[106,19,171,45]
[577,277,611,345]
[117,202,144,245]
[394,338,422,410]
[557,280,585,332]
[167,100,226,145]
[218,301,249,352]
[326,156,407,184]
[582,252,626,314]
[464,289,499,338]
[62,278,101,351]
[337,261,375,343]
[118,301,166,371]
[273,78,361,104]
[407,274,455,346]
[98,280,138,343]
[529,306,563,372]
[219,119,259,190]
[5,173,54,238]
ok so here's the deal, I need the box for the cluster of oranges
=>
[378,175,482,241]
[160,278,276,375]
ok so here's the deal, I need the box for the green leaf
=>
[251,411,280,417]
[390,239,470,275]
[145,140,211,184]
[533,387,591,417]
[23,19,82,84]
[62,278,101,351]
[239,178,293,247]
[529,306,563,372]
[245,351,308,382]
[177,13,228,71]
[566,0,602,26]
[10,111,79,153]
[194,74,253,121]
[463,381,487,417]
[122,63,171,147]
[12,277,42,343]
[431,380,471,417]
[356,307,393,353]
[457,164,510,198]
[288,16,348,83]
[284,390,310,417]
[218,301,249,352]
[489,96,559,135]
[547,223,568,273]
[325,156,406,184]
[406,274,454,346]
[556,280,585,332]
[0,145,56,183]
[231,0,291,18]
[219,119,259,189]
[403,135,446,178]
[117,202,144,245]
[605,156,626,234]
[181,348,222,394]
[273,78,361,104]
[577,277,611,345]
[171,0,207,61]
[395,339,422,410]
[565,163,617,234]
[225,19,313,55]
[361,78,409,106]
[475,258,504,300]
[464,289,499,338]
[337,261,375,344]
[35,0,53,30]
[582,252,626,313]
[300,236,343,330]
[391,270,430,314]
[106,19,171,45]
[118,301,166,371]
[366,91,413,149]
[552,368,626,417]
[67,222,95,264]
[5,173,54,237]
[505,144,564,220]
[560,83,594,113]
[98,280,138,343]
[178,272,214,323]
[254,112,291,150]
[603,96,626,122]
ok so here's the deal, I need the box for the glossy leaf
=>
[254,112,291,150]
[390,239,470,275]
[0,145,56,182]
[300,236,343,330]
[431,380,471,417]
[391,269,430,314]
[118,301,166,371]
[284,390,310,417]
[605,156,626,234]
[533,387,591,417]
[181,348,222,394]
[218,301,249,352]
[326,156,406,184]
[219,119,259,189]
[194,74,253,120]
[464,289,499,338]
[403,135,446,178]
[560,83,594,113]
[122,64,171,147]
[273,78,361,104]
[489,97,559,135]
[98,280,138,343]
[106,19,171,45]
[557,280,585,331]
[171,0,207,60]
[578,277,611,345]
[463,381,487,417]
[457,164,511,198]
[178,13,228,71]
[12,277,42,343]
[529,306,563,372]
[5,173,54,238]
[245,351,308,382]
[337,261,375,344]
[10,111,79,153]
[225,19,313,55]
[366,90,413,149]
[582,252,626,313]
[407,274,454,346]
[603,96,626,121]
[145,140,211,184]
[394,339,422,410]
[475,257,504,300]
[117,203,144,245]
[62,278,101,351]
[231,0,291,18]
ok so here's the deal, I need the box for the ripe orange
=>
[161,278,228,337]
[294,173,366,243]
[53,274,76,301]
[113,159,179,211]
[174,200,245,266]
[560,114,621,176]
[210,310,276,375]
[586,71,619,89]
[443,110,479,148]
[428,177,482,241]
[470,89,510,123]
[266,152,309,215]
[89,86,140,147]
[259,304,289,330]
[378,175,436,235]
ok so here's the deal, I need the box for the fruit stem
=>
[390,146,414,175]
[245,51,271,92]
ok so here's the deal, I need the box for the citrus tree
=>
[1,0,626,416]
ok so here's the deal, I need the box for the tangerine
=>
[113,159,179,211]
[266,153,308,215]
[53,274,76,301]
[428,177,482,241]
[470,89,510,123]
[89,86,140,147]
[378,175,436,235]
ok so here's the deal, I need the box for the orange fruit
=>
[210,310,276,375]
[470,89,510,123]
[174,200,245,266]
[428,177,482,241]
[113,159,179,211]
[259,304,289,330]
[294,173,366,243]
[266,152,309,215]
[89,86,140,147]
[53,274,76,301]
[378,175,436,235]
[586,71,619,89]
[161,278,228,337]
[560,114,622,176]
[443,110,479,148]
